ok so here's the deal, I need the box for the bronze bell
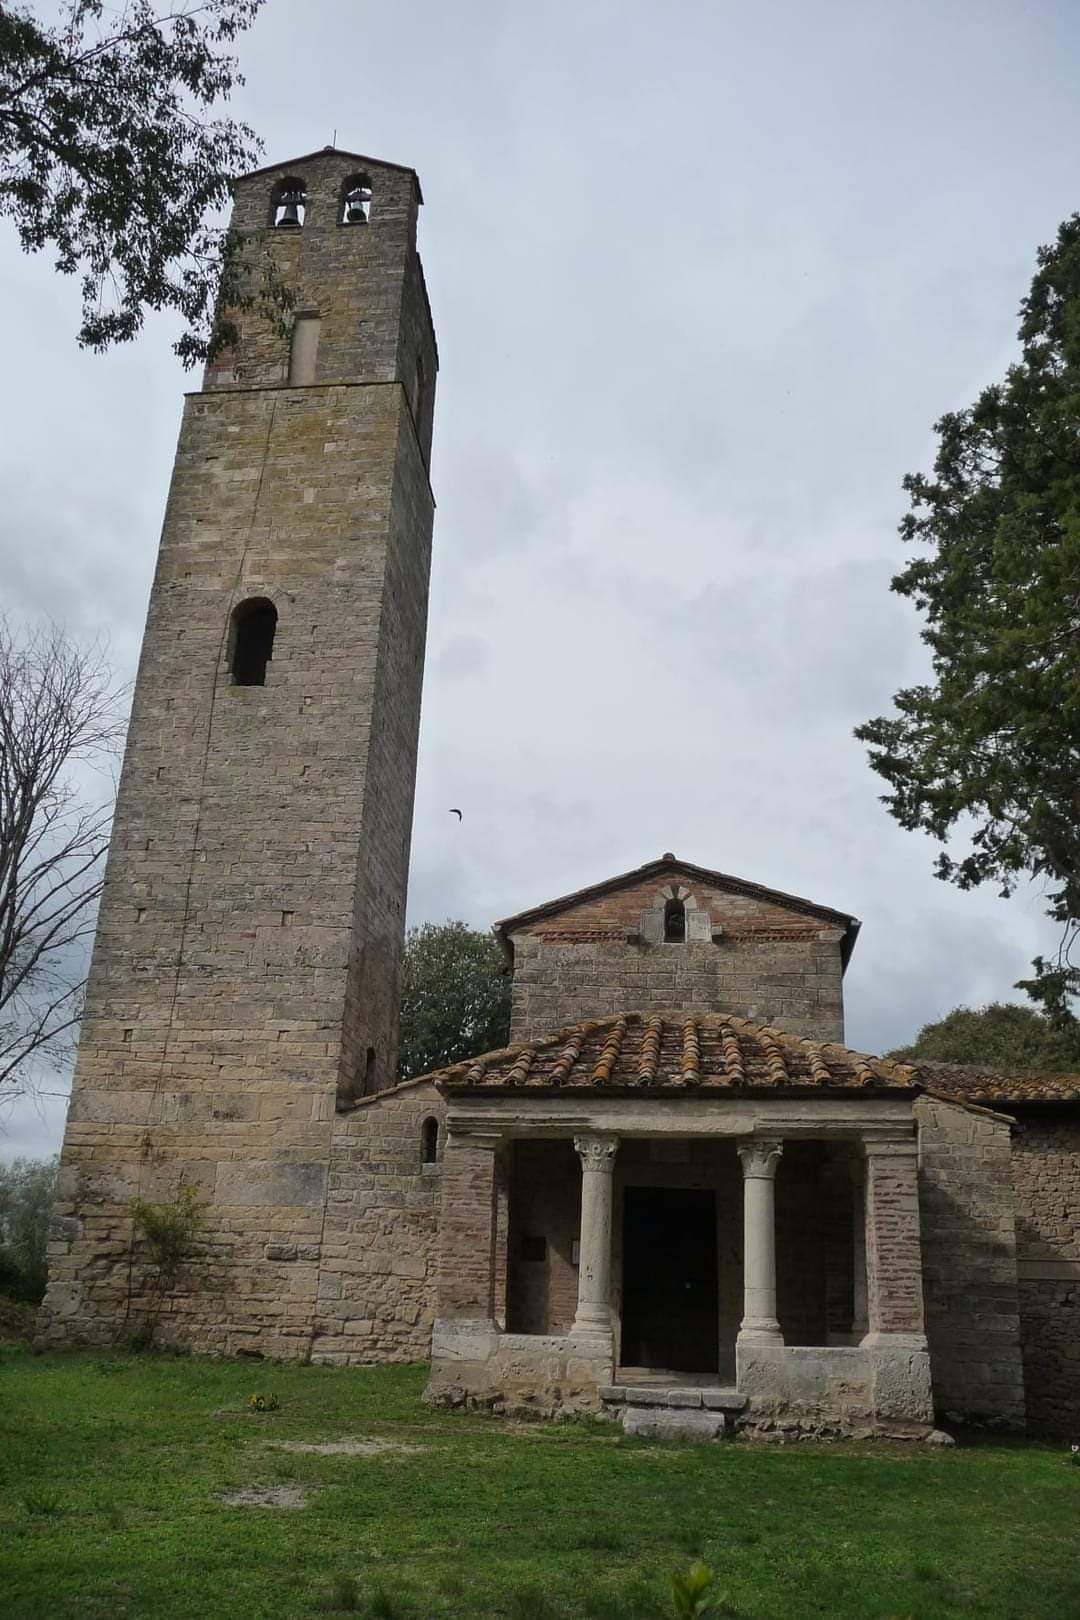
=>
[345,189,369,225]
[276,194,302,228]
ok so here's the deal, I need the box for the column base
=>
[572,1305,614,1336]
[737,1319,784,1346]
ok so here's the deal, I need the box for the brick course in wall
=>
[863,1145,925,1336]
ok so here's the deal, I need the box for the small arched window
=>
[421,1117,439,1165]
[341,174,372,225]
[271,178,306,228]
[230,598,277,687]
[663,896,686,943]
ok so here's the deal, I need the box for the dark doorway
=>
[620,1187,719,1374]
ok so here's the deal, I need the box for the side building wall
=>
[1008,1109,1080,1435]
[509,874,846,1043]
[312,1080,446,1363]
[915,1097,1025,1427]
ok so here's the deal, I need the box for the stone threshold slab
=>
[600,1384,747,1412]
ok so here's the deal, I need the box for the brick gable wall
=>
[508,874,845,1041]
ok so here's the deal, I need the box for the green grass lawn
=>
[1,1347,1077,1620]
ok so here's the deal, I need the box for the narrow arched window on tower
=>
[421,1117,439,1165]
[271,178,306,228]
[663,896,686,943]
[230,598,277,686]
[341,174,372,225]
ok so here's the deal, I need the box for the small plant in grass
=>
[671,1560,727,1619]
[22,1488,63,1518]
[365,1584,403,1620]
[249,1392,279,1412]
[128,1185,206,1346]
[329,1573,360,1612]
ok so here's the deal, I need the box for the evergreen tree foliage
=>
[857,215,1080,1028]
[0,0,271,361]
[888,1002,1080,1073]
[0,1155,58,1302]
[398,921,511,1080]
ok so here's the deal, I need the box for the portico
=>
[425,1012,934,1434]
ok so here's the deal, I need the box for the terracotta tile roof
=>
[431,1012,917,1094]
[915,1062,1080,1106]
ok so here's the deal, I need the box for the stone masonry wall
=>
[915,1097,1025,1426]
[509,873,846,1042]
[313,1081,445,1364]
[38,148,436,1356]
[206,151,438,467]
[1008,1110,1080,1434]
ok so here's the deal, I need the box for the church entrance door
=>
[620,1187,719,1374]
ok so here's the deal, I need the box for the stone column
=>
[572,1134,619,1339]
[736,1138,784,1344]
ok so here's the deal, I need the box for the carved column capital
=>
[574,1134,619,1175]
[737,1137,783,1180]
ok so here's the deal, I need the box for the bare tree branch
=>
[0,617,124,1095]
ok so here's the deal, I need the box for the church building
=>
[37,148,1080,1440]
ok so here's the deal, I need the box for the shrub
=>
[128,1185,206,1345]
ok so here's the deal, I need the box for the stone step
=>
[600,1384,747,1413]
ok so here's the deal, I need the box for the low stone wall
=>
[915,1097,1025,1427]
[425,1320,612,1415]
[735,1336,933,1438]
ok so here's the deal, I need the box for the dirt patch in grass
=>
[219,1486,308,1510]
[269,1436,426,1457]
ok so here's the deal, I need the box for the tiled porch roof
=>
[916,1062,1080,1106]
[432,1012,918,1094]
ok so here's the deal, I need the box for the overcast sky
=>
[2,0,1078,1160]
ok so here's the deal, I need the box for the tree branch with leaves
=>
[857,214,1080,1029]
[0,0,274,362]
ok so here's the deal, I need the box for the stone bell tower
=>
[39,148,437,1355]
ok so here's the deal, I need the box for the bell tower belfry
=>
[39,148,438,1355]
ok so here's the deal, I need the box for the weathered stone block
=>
[621,1406,726,1442]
